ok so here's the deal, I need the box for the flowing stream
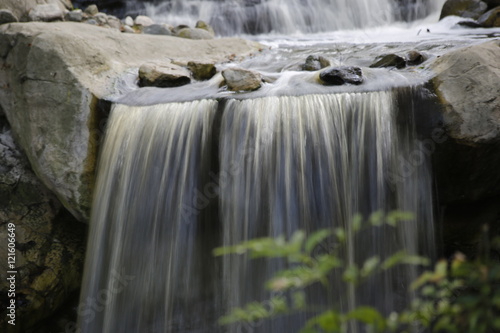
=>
[78,0,499,332]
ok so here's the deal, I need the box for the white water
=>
[137,0,443,35]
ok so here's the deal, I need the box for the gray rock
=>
[107,15,122,30]
[138,62,191,88]
[196,20,215,36]
[0,9,18,25]
[188,61,217,80]
[28,4,64,22]
[86,18,98,25]
[84,4,99,16]
[478,7,500,26]
[302,55,331,71]
[143,24,172,36]
[406,50,426,66]
[0,22,263,221]
[0,117,85,331]
[370,54,407,69]
[0,0,68,22]
[319,66,364,85]
[66,9,83,22]
[173,24,189,35]
[222,67,262,91]
[134,15,154,27]
[124,15,134,27]
[177,27,214,40]
[93,12,108,25]
[440,0,488,20]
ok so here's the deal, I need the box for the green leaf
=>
[352,213,363,232]
[369,210,385,226]
[381,251,429,270]
[361,256,380,278]
[385,211,414,227]
[345,306,386,332]
[305,229,332,254]
[343,265,359,284]
[334,228,346,243]
[302,310,341,333]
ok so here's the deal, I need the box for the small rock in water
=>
[188,62,217,80]
[138,62,191,88]
[222,68,262,91]
[29,4,64,22]
[135,15,154,27]
[302,55,331,71]
[406,50,426,66]
[84,4,99,16]
[369,54,406,69]
[176,28,214,40]
[195,20,215,36]
[143,24,172,36]
[478,7,500,27]
[0,9,18,24]
[319,66,363,86]
[124,16,134,27]
[66,9,83,22]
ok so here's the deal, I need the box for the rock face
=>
[370,54,407,69]
[0,116,85,332]
[440,0,488,20]
[319,66,364,85]
[478,7,500,26]
[0,0,70,22]
[28,4,64,22]
[0,22,264,221]
[222,67,262,91]
[138,62,191,88]
[429,40,500,204]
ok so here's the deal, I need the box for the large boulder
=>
[0,22,264,221]
[319,66,364,85]
[429,40,500,203]
[439,0,489,20]
[222,67,262,91]
[0,0,70,22]
[138,62,191,88]
[0,116,85,332]
[478,7,500,27]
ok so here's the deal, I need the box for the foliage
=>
[214,211,428,333]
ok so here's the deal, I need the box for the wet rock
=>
[478,7,500,26]
[177,27,214,40]
[28,4,64,22]
[196,20,215,36]
[319,66,364,85]
[143,24,172,36]
[406,50,426,66]
[135,15,154,27]
[138,62,191,88]
[66,9,83,22]
[124,15,134,27]
[188,61,217,81]
[122,25,135,33]
[302,55,331,71]
[222,67,262,91]
[0,9,18,25]
[440,0,488,20]
[370,54,407,69]
[173,24,189,35]
[457,19,484,27]
[84,4,98,16]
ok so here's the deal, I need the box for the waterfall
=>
[79,90,435,332]
[137,0,440,35]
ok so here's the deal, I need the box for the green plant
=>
[214,211,428,333]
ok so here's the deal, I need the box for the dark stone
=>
[440,0,488,20]
[187,62,217,81]
[369,54,407,69]
[478,7,500,27]
[406,50,426,66]
[143,24,172,35]
[319,66,363,86]
[457,19,484,27]
[302,55,331,71]
[0,9,18,25]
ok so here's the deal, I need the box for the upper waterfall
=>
[135,0,442,35]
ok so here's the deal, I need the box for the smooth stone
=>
[134,15,154,27]
[138,62,191,88]
[107,15,122,30]
[370,54,407,69]
[0,9,18,24]
[478,7,500,27]
[28,4,64,22]
[84,4,98,16]
[440,0,488,20]
[177,27,214,40]
[319,66,364,85]
[93,12,108,25]
[66,9,83,22]
[122,25,135,33]
[143,24,172,36]
[406,50,426,66]
[222,67,262,91]
[187,61,217,80]
[302,55,331,71]
[124,16,134,27]
[195,20,215,36]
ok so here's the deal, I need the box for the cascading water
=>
[135,0,440,35]
[78,89,435,332]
